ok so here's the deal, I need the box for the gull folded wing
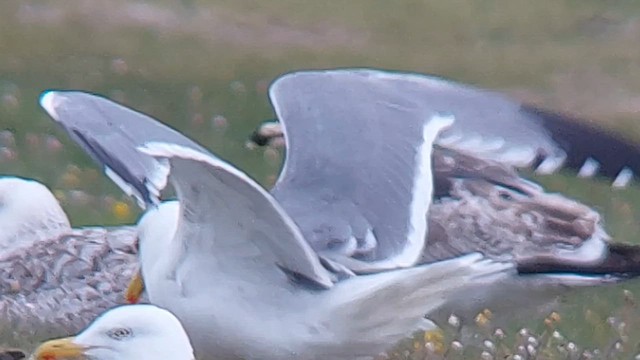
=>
[138,142,335,289]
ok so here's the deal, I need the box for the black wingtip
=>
[522,105,640,188]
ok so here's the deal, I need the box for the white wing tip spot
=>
[39,91,62,120]
[613,167,633,188]
[577,158,600,178]
[535,152,567,175]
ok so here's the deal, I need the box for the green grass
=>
[3,0,640,357]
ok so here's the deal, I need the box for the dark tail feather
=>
[517,242,640,279]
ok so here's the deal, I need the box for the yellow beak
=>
[32,337,85,360]
[125,268,145,304]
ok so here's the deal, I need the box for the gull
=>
[31,304,194,360]
[38,69,640,358]
[0,176,138,344]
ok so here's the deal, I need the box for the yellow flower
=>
[112,201,131,220]
[423,330,445,354]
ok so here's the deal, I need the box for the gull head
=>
[0,177,70,253]
[32,305,194,360]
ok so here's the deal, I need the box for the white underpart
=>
[577,158,600,178]
[613,167,634,188]
[535,151,567,175]
[137,201,181,301]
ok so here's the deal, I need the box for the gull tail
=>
[517,242,640,281]
[310,253,513,358]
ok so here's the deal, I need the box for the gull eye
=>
[107,327,133,340]
[498,190,513,201]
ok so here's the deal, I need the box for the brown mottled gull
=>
[0,176,138,346]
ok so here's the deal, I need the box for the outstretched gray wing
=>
[264,69,640,188]
[39,91,211,208]
[269,71,453,272]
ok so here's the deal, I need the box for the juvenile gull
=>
[0,176,138,345]
[32,305,194,360]
[38,69,640,357]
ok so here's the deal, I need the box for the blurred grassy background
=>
[2,0,640,357]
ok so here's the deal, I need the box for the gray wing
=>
[269,71,453,272]
[39,91,211,208]
[252,69,640,188]
[138,142,335,289]
[348,68,640,185]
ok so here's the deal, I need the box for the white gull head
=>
[32,304,195,360]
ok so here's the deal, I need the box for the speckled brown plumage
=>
[0,226,138,347]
